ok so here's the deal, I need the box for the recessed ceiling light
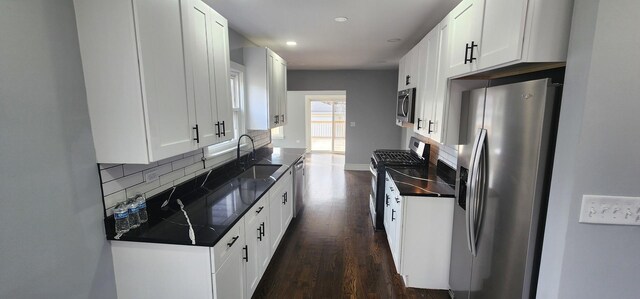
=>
[286,41,297,46]
[387,38,402,43]
[334,17,348,22]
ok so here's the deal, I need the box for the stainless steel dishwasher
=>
[293,155,305,217]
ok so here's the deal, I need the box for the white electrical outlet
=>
[144,169,159,182]
[579,195,640,225]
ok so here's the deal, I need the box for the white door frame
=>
[304,92,346,153]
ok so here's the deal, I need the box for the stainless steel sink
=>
[237,165,281,180]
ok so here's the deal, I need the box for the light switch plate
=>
[579,195,640,225]
[144,169,159,182]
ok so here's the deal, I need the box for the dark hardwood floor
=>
[253,154,450,299]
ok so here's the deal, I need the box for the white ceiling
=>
[205,0,461,70]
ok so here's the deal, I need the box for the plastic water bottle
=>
[126,196,140,229]
[114,203,130,234]
[135,194,148,224]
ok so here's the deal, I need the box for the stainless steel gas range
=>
[369,137,429,230]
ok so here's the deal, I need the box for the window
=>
[204,63,246,157]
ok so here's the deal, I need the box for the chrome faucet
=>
[237,134,256,170]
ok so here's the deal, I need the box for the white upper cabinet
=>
[413,26,441,138]
[397,46,419,91]
[476,0,528,69]
[431,17,452,144]
[244,48,288,129]
[445,0,573,78]
[75,0,233,164]
[445,0,485,78]
[185,0,234,145]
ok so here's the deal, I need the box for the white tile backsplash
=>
[100,165,124,183]
[184,161,203,175]
[99,130,271,215]
[171,155,195,170]
[125,179,161,198]
[143,163,173,179]
[104,190,126,210]
[123,162,158,176]
[159,168,186,186]
[102,173,144,196]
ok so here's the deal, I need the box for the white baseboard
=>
[344,163,369,171]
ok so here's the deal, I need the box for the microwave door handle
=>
[401,96,408,117]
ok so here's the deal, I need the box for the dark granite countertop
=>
[105,147,306,247]
[385,161,456,197]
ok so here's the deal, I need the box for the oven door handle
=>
[369,162,377,177]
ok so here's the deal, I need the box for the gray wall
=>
[228,28,258,65]
[537,0,640,298]
[288,70,401,165]
[0,1,117,298]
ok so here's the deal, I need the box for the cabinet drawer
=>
[244,193,269,227]
[210,220,245,273]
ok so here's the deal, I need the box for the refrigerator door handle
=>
[468,128,487,257]
[474,136,488,252]
[465,129,482,255]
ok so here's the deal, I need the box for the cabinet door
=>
[269,185,284,254]
[282,170,294,229]
[135,0,196,161]
[244,211,261,298]
[405,47,419,89]
[431,18,451,143]
[187,0,219,147]
[446,0,485,78]
[210,12,234,143]
[414,27,440,137]
[267,52,280,128]
[212,232,246,299]
[391,195,403,273]
[257,213,271,276]
[477,0,528,69]
[278,60,287,125]
[397,55,407,91]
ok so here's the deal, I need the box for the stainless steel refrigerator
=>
[450,78,562,299]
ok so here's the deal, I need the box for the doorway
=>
[306,95,346,153]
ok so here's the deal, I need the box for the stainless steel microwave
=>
[396,88,416,123]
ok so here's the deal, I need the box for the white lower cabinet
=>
[212,220,246,299]
[243,195,270,297]
[110,167,296,299]
[384,173,455,289]
[269,169,293,254]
